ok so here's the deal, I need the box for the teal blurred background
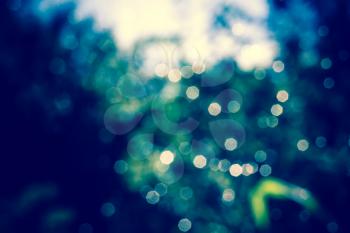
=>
[1,0,350,233]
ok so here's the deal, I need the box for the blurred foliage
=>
[1,0,350,233]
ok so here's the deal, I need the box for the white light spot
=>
[242,163,255,176]
[271,104,283,116]
[276,90,289,103]
[229,164,242,177]
[168,69,182,82]
[297,139,309,151]
[160,150,175,165]
[224,138,238,151]
[186,86,200,100]
[208,102,221,116]
[193,155,207,169]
